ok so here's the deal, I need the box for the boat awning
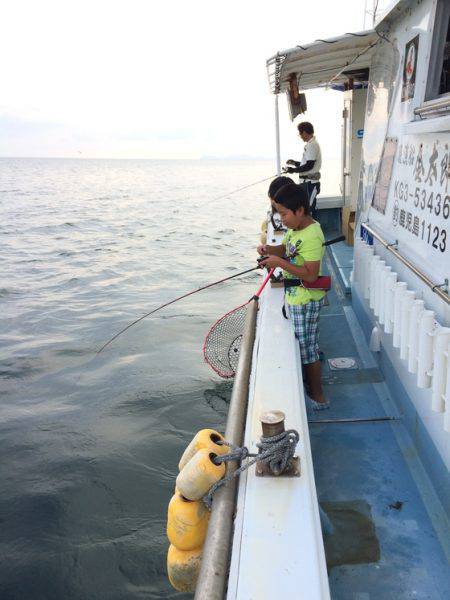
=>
[266,30,379,94]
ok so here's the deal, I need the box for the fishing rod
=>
[202,238,346,378]
[96,174,277,355]
[97,235,346,354]
[212,174,278,202]
[96,265,261,354]
[324,235,345,246]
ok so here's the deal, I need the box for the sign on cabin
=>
[389,134,448,262]
[368,133,449,282]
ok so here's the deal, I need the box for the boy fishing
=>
[258,182,329,410]
[260,175,293,244]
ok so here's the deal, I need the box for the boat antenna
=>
[373,0,379,26]
[363,0,368,29]
[96,265,261,354]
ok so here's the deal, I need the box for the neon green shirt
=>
[282,221,325,305]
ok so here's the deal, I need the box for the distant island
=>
[200,154,272,160]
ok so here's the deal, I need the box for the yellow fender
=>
[178,429,229,471]
[167,491,210,550]
[176,448,225,501]
[167,544,202,593]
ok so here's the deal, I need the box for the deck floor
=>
[327,234,353,294]
[310,250,450,599]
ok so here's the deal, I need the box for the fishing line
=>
[212,174,279,202]
[97,173,280,354]
[96,265,261,354]
[96,235,346,354]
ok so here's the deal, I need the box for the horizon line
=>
[0,155,275,161]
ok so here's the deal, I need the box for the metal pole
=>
[275,94,281,175]
[194,299,258,600]
[414,96,450,116]
[361,222,450,304]
[309,416,400,424]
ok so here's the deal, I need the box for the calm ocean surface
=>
[0,157,281,600]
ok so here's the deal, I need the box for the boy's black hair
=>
[273,183,310,215]
[297,121,314,135]
[267,176,294,200]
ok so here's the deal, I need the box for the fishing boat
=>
[171,1,450,597]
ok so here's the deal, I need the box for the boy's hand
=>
[257,244,267,256]
[286,159,296,165]
[260,255,283,269]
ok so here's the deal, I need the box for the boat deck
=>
[327,233,353,295]
[313,249,450,599]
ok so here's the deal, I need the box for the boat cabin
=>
[194,2,450,598]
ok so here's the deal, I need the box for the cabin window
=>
[425,0,450,100]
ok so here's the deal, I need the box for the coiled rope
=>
[203,429,299,509]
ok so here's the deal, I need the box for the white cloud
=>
[1,0,369,159]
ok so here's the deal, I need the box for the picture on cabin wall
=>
[401,35,419,101]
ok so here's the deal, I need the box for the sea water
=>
[0,157,336,599]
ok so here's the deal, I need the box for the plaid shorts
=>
[288,298,325,364]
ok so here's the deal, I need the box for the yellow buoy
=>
[176,449,225,501]
[167,544,202,593]
[178,429,229,471]
[167,491,210,550]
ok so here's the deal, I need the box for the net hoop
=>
[203,301,249,378]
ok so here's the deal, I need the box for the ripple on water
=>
[0,357,43,380]
[0,157,275,599]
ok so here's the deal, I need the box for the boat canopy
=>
[266,30,378,94]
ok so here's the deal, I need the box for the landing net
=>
[203,302,249,378]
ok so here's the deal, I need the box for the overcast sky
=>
[1,0,387,161]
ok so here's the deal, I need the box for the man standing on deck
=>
[284,122,322,218]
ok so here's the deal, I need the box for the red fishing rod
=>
[202,236,346,378]
[203,268,275,378]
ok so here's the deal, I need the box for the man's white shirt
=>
[300,136,322,182]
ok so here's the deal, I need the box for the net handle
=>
[253,268,275,299]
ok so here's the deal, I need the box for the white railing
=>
[417,310,435,389]
[361,223,450,305]
[353,237,450,434]
[400,291,415,360]
[393,282,407,349]
[408,300,424,374]
[384,271,397,334]
[432,329,450,413]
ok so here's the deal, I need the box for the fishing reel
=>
[257,256,284,287]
